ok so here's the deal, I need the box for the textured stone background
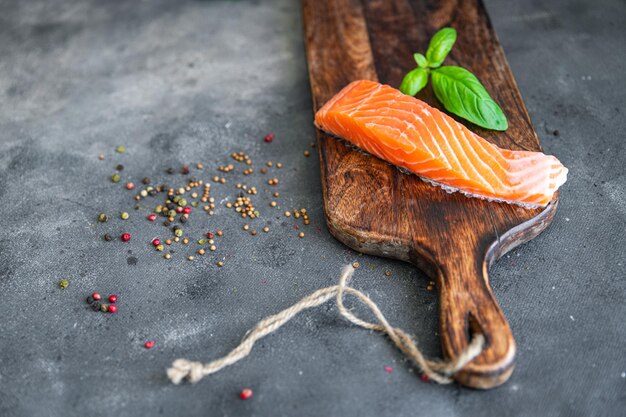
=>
[0,0,624,416]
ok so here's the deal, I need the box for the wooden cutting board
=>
[302,0,558,389]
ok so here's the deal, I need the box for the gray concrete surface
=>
[0,0,624,416]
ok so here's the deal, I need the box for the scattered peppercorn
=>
[144,341,155,349]
[98,213,109,222]
[298,232,304,238]
[126,182,135,190]
[92,293,102,301]
[121,233,131,242]
[100,304,109,312]
[116,164,124,171]
[111,174,121,183]
[91,301,102,311]
[120,212,129,220]
[240,388,253,400]
[352,262,360,269]
[108,295,118,303]
[104,233,113,241]
[263,226,269,233]
[108,304,118,313]
[304,150,310,157]
[264,133,274,143]
[384,271,391,277]
[115,146,126,153]
[58,279,69,289]
[217,261,224,267]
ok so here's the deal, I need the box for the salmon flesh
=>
[314,80,568,207]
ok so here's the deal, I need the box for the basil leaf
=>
[399,68,429,97]
[413,53,428,68]
[426,27,456,68]
[431,66,508,131]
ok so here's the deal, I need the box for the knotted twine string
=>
[167,265,484,385]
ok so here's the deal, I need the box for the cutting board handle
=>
[436,253,516,389]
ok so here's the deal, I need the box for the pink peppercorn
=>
[175,206,183,213]
[144,341,155,349]
[121,233,131,242]
[152,239,161,246]
[264,133,274,143]
[239,388,253,400]
[384,366,393,374]
[108,305,118,313]
[147,214,157,221]
[108,295,117,303]
[92,292,102,301]
[126,182,135,190]
[207,232,215,239]
[183,207,191,214]
[420,373,429,383]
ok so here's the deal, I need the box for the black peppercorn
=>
[86,295,95,304]
[104,233,113,241]
[163,221,170,226]
[181,165,190,175]
[142,177,150,185]
[116,164,124,171]
[91,302,101,311]
[166,167,175,174]
[180,216,187,223]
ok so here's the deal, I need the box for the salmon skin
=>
[314,80,568,208]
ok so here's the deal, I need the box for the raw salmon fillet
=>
[314,80,568,207]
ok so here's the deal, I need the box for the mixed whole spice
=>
[97,136,312,270]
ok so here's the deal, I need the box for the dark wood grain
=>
[302,0,558,389]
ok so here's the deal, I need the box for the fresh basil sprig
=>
[399,27,508,131]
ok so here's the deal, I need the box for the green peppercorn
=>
[168,210,176,218]
[172,196,181,203]
[115,146,126,153]
[120,212,129,220]
[191,201,198,207]
[156,244,164,251]
[155,205,163,213]
[174,229,184,237]
[100,303,109,312]
[58,279,69,289]
[178,199,187,207]
[98,213,109,222]
[111,174,121,183]
[198,239,206,245]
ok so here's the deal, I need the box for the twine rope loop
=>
[167,265,484,385]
